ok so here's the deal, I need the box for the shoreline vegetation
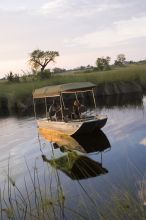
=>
[0,64,146,115]
[1,145,146,220]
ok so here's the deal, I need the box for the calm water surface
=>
[0,95,146,219]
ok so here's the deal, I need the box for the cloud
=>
[65,16,146,49]
[140,138,146,146]
[39,0,130,17]
[0,5,27,13]
[40,0,67,15]
[0,0,146,76]
[97,2,129,12]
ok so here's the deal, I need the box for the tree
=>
[28,49,59,71]
[6,72,20,82]
[96,56,111,71]
[14,74,20,82]
[6,72,14,82]
[115,54,126,66]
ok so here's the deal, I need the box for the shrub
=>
[37,69,51,79]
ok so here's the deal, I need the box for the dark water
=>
[0,94,146,219]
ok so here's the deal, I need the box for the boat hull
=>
[73,117,107,135]
[37,115,107,136]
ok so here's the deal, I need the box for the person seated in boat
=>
[62,107,70,122]
[48,100,61,121]
[72,99,87,119]
[72,100,81,119]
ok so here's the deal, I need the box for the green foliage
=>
[96,56,111,71]
[99,191,146,220]
[115,54,126,66]
[1,149,146,220]
[13,74,20,82]
[21,74,28,82]
[53,67,66,73]
[6,72,20,83]
[3,208,14,219]
[37,69,51,79]
[0,64,146,113]
[6,72,14,82]
[28,49,59,71]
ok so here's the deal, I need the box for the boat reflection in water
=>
[72,130,111,153]
[40,129,111,180]
[42,152,108,180]
[39,128,111,153]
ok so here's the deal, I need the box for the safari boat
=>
[33,82,107,136]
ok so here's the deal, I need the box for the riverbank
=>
[0,64,146,114]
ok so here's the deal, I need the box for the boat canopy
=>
[33,82,96,99]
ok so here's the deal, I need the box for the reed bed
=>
[0,137,146,220]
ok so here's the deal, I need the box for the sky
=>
[0,0,146,77]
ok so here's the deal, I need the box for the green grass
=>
[0,64,146,109]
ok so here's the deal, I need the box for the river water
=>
[0,94,146,219]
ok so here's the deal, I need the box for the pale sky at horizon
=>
[0,0,146,77]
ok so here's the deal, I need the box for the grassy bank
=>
[0,64,146,113]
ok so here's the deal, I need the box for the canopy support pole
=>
[75,92,78,101]
[60,93,64,121]
[33,98,37,120]
[61,94,65,109]
[101,152,103,165]
[45,97,47,118]
[92,88,96,108]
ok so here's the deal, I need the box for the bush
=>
[14,74,20,82]
[6,72,20,83]
[37,69,51,79]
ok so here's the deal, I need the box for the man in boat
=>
[72,100,80,119]
[72,99,87,119]
[48,100,61,121]
[72,100,83,119]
